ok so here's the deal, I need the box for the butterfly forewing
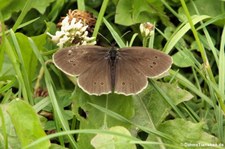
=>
[53,45,109,76]
[118,47,172,78]
[53,45,112,95]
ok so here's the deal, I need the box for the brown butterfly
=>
[53,45,172,96]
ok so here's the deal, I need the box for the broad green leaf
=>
[115,0,169,26]
[155,119,220,149]
[186,0,225,26]
[15,33,38,84]
[72,90,135,149]
[132,82,193,127]
[191,34,216,51]
[0,104,21,149]
[0,39,15,76]
[15,33,47,85]
[49,143,69,149]
[91,126,136,149]
[0,0,55,20]
[7,99,50,149]
[0,54,15,77]
[172,51,194,67]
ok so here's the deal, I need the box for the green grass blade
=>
[77,0,85,10]
[0,106,8,149]
[9,30,34,104]
[170,70,213,106]
[103,18,126,48]
[28,38,78,149]
[92,0,109,38]
[2,34,26,102]
[12,0,34,31]
[88,102,176,143]
[149,80,185,118]
[219,25,225,100]
[164,15,210,54]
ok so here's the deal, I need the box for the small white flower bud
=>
[140,22,154,37]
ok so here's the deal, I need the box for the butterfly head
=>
[109,47,118,61]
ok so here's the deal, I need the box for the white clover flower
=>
[140,22,154,37]
[82,41,87,45]
[57,35,70,48]
[53,31,65,42]
[84,36,96,42]
[82,31,88,37]
[48,15,96,48]
[70,18,76,25]
[61,16,70,26]
[80,25,88,32]
[74,20,83,30]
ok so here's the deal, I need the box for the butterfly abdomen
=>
[108,47,119,93]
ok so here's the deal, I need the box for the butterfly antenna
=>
[121,30,131,38]
[97,32,111,45]
[98,30,131,47]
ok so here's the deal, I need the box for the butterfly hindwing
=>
[114,57,148,95]
[78,58,112,95]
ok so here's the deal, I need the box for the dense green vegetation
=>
[0,0,225,149]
